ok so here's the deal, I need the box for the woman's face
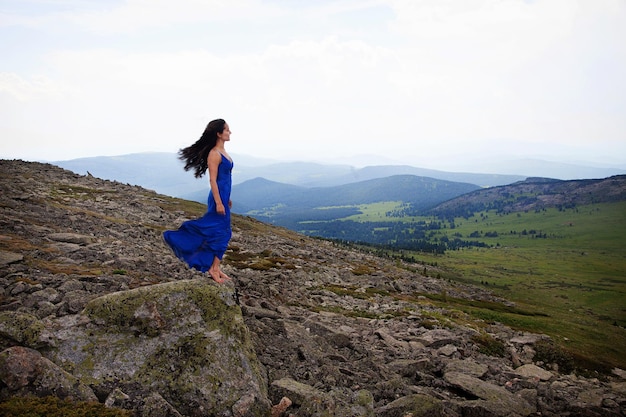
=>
[218,123,231,142]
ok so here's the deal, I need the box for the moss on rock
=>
[45,279,270,416]
[0,311,46,349]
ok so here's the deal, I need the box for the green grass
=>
[329,201,626,372]
[344,201,415,222]
[423,203,626,372]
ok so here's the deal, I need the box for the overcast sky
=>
[1,0,625,171]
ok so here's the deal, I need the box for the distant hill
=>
[327,165,524,188]
[429,175,626,219]
[51,152,208,198]
[50,152,625,205]
[229,175,482,232]
[233,163,526,188]
[51,152,524,196]
[229,178,306,213]
[232,175,481,214]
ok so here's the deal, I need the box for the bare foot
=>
[209,269,227,284]
[219,270,231,281]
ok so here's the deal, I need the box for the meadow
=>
[343,201,626,372]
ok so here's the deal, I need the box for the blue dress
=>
[163,153,233,272]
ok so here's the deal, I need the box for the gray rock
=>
[270,378,334,415]
[375,393,445,417]
[514,364,553,381]
[0,251,23,266]
[375,328,410,350]
[138,392,184,417]
[445,359,489,377]
[0,311,46,349]
[44,280,271,417]
[270,377,327,405]
[510,334,545,345]
[445,371,536,416]
[415,329,457,348]
[49,242,82,253]
[437,344,458,357]
[388,359,429,378]
[0,346,97,402]
[47,232,95,245]
[28,287,62,305]
[612,367,626,379]
[58,279,85,293]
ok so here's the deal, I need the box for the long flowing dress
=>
[163,153,233,272]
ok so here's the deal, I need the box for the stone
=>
[445,372,536,416]
[514,364,553,381]
[104,387,130,408]
[445,359,488,377]
[270,378,328,407]
[138,392,183,417]
[375,328,410,350]
[375,393,444,417]
[609,381,626,395]
[44,280,271,417]
[47,232,95,245]
[271,396,292,417]
[576,388,605,407]
[437,344,458,357]
[415,329,457,348]
[612,367,626,379]
[0,251,23,266]
[0,311,46,349]
[510,334,544,345]
[388,359,426,377]
[0,346,97,402]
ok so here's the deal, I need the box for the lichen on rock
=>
[0,311,46,349]
[43,280,270,417]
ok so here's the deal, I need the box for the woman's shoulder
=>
[209,148,232,163]
[208,148,222,158]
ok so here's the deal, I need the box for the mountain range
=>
[50,152,626,204]
[231,175,482,215]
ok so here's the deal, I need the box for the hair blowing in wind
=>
[178,119,227,178]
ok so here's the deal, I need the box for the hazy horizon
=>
[40,149,626,182]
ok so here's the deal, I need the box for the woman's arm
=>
[207,150,226,215]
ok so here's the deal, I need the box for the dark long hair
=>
[178,119,226,178]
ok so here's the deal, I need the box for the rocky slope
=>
[0,159,624,416]
[430,175,626,217]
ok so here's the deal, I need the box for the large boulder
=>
[42,279,271,417]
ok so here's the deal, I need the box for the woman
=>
[163,118,234,283]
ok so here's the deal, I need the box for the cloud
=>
[0,73,61,101]
[0,0,277,33]
[0,0,624,167]
[69,0,282,35]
